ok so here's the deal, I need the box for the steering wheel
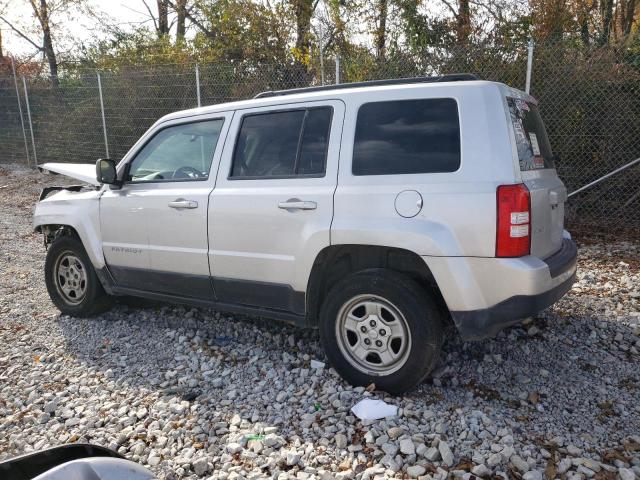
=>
[172,166,202,179]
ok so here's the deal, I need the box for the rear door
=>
[208,100,344,314]
[507,97,566,259]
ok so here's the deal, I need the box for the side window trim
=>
[228,105,333,180]
[125,117,226,185]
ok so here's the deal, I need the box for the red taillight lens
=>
[496,184,531,257]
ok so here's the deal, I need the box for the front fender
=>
[33,189,105,269]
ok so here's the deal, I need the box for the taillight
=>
[496,184,531,257]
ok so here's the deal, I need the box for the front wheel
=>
[44,235,113,317]
[319,269,444,394]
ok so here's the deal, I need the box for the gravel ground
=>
[1,163,639,480]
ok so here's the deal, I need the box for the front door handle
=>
[168,199,198,209]
[278,199,317,210]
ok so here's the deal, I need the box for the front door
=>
[100,114,231,299]
[208,100,344,314]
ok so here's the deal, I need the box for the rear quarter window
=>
[507,97,555,171]
[352,98,460,176]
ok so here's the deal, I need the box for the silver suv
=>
[34,75,577,393]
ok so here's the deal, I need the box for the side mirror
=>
[96,159,118,186]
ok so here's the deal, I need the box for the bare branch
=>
[439,0,459,18]
[140,0,160,32]
[0,15,43,51]
[165,0,215,38]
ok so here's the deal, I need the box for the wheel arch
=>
[306,244,451,327]
[34,195,105,270]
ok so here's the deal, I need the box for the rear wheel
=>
[45,235,113,317]
[319,269,444,394]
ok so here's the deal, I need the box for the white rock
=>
[192,457,209,476]
[406,465,426,478]
[310,359,325,369]
[438,441,454,467]
[487,453,503,467]
[522,471,543,480]
[472,464,491,477]
[510,455,530,473]
[335,433,348,449]
[285,450,301,466]
[619,468,635,480]
[399,438,415,455]
[425,446,440,461]
[227,442,243,454]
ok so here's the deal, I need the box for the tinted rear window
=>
[507,98,555,170]
[353,98,460,176]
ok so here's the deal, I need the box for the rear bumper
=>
[423,238,578,341]
[451,269,576,340]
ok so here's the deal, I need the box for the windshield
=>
[507,97,555,171]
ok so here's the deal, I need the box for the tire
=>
[319,269,444,394]
[44,235,113,317]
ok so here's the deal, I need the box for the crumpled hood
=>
[38,163,100,186]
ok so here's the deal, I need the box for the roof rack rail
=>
[254,73,481,99]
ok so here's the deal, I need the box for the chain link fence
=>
[1,41,639,232]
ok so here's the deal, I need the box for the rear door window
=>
[507,98,555,171]
[230,107,332,179]
[352,98,460,176]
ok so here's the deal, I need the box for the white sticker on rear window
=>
[529,133,541,155]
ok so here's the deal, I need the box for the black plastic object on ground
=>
[0,444,124,480]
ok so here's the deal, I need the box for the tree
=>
[373,0,388,58]
[619,0,638,38]
[599,0,615,44]
[440,0,473,43]
[0,0,67,87]
[176,0,188,41]
[157,0,169,35]
[289,0,317,75]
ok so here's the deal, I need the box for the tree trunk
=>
[374,0,388,58]
[176,0,187,41]
[0,28,3,58]
[36,0,59,88]
[157,0,169,36]
[622,0,637,37]
[457,0,471,43]
[577,0,590,46]
[599,0,615,45]
[290,0,314,85]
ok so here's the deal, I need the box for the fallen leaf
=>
[544,458,557,479]
[528,391,540,404]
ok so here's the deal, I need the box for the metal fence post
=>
[21,77,37,166]
[525,38,534,94]
[335,55,340,85]
[96,72,110,158]
[319,23,325,86]
[195,63,201,108]
[11,57,30,166]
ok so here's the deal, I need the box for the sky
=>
[2,0,172,57]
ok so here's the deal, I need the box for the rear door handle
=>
[168,199,198,209]
[278,199,317,210]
